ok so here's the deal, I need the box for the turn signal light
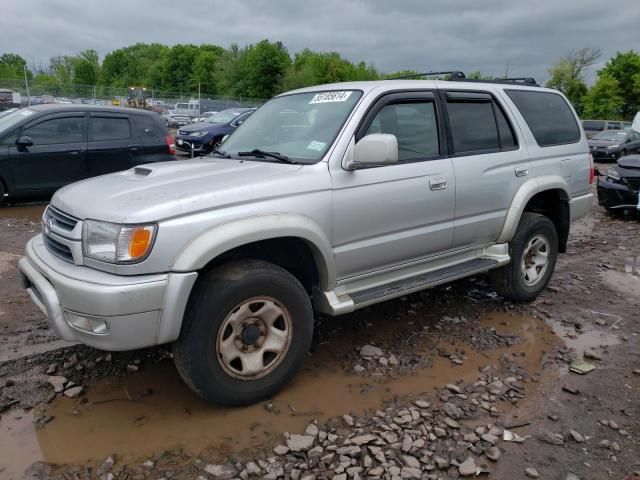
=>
[128,227,153,259]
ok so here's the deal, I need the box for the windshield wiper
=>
[209,148,231,158]
[237,149,297,164]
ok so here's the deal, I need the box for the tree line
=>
[1,41,639,118]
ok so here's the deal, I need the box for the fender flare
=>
[170,213,336,290]
[497,175,570,244]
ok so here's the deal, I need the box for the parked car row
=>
[174,108,255,155]
[0,105,175,204]
[582,119,633,138]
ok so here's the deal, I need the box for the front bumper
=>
[175,136,209,153]
[590,148,621,161]
[596,177,639,210]
[19,235,197,351]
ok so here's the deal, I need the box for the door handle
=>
[68,150,81,155]
[429,177,448,191]
[129,146,139,151]
[515,166,529,177]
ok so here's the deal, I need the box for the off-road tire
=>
[489,212,558,302]
[173,259,314,405]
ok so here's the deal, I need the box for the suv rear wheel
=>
[489,212,558,302]
[173,259,314,405]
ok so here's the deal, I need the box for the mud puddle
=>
[0,203,47,221]
[0,312,560,476]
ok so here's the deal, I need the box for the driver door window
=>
[365,102,439,161]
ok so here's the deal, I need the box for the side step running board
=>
[350,258,498,306]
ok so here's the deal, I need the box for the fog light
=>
[65,311,109,334]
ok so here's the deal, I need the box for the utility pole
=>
[198,82,201,117]
[23,65,31,106]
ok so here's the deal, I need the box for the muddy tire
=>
[173,259,313,405]
[489,212,558,302]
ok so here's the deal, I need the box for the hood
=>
[589,139,620,147]
[178,121,226,133]
[52,159,305,224]
[617,155,640,177]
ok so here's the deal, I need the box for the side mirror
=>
[17,135,33,148]
[344,134,398,170]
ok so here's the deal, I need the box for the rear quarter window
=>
[506,90,580,147]
[132,115,160,137]
[583,120,605,131]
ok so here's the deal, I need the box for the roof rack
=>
[386,71,540,87]
[387,71,466,80]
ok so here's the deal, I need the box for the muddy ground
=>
[0,176,638,480]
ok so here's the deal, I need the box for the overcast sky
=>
[2,0,639,84]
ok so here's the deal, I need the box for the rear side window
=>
[447,101,499,153]
[607,122,621,130]
[23,117,83,145]
[90,117,130,141]
[365,101,439,161]
[506,90,580,146]
[132,115,157,137]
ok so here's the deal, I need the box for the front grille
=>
[44,206,79,232]
[43,235,74,263]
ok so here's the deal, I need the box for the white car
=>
[632,111,640,133]
[192,111,218,123]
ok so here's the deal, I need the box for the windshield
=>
[206,109,245,124]
[592,130,627,141]
[0,108,35,132]
[220,90,362,163]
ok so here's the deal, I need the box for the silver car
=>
[19,78,593,405]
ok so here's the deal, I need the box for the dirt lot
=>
[0,177,638,480]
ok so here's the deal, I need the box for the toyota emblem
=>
[44,218,53,235]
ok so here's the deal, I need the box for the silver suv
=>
[19,79,594,405]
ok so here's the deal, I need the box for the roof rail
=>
[457,77,540,87]
[387,71,466,80]
[385,70,540,87]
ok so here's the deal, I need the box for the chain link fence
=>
[0,77,267,115]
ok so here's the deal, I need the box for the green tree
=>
[100,43,169,89]
[0,53,30,79]
[283,49,379,90]
[598,50,640,118]
[242,40,291,98]
[582,74,624,119]
[546,48,601,115]
[190,45,226,93]
[73,49,100,86]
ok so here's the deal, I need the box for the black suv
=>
[0,105,175,204]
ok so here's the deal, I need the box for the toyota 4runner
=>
[19,77,594,405]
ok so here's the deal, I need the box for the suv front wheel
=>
[489,212,558,302]
[173,259,314,405]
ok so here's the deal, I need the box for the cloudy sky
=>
[2,0,639,84]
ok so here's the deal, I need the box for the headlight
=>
[191,130,208,137]
[607,144,620,149]
[83,220,157,264]
[606,168,621,181]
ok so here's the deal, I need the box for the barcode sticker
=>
[309,91,353,104]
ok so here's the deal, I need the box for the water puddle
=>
[0,312,560,476]
[0,203,47,221]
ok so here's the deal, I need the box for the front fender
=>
[170,213,336,290]
[497,175,570,243]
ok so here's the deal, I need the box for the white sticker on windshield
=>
[307,140,326,151]
[309,91,353,104]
